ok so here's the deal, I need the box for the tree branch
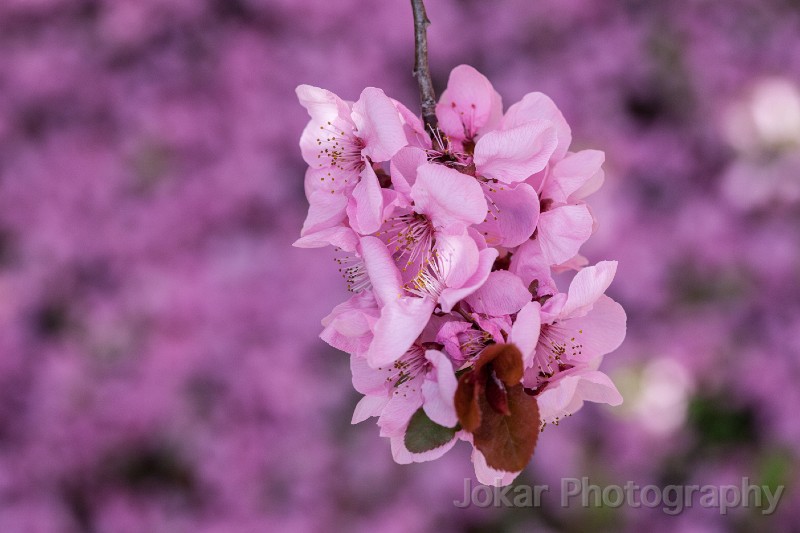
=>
[410,0,440,141]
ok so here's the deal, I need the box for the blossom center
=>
[315,120,366,172]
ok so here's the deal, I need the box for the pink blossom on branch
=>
[294,63,626,486]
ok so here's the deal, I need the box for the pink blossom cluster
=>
[294,65,627,485]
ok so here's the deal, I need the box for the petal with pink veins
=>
[422,350,458,427]
[574,370,623,406]
[304,166,356,199]
[434,232,480,290]
[389,146,427,197]
[438,247,498,313]
[321,292,378,356]
[378,383,424,435]
[560,260,618,318]
[368,297,436,367]
[535,374,581,423]
[511,301,542,368]
[292,226,359,251]
[544,150,605,203]
[352,87,407,162]
[510,239,557,296]
[350,356,388,395]
[412,164,488,229]
[346,165,384,235]
[478,181,540,247]
[360,236,403,303]
[296,84,352,123]
[474,121,558,183]
[545,295,626,362]
[536,204,594,265]
[352,394,390,424]
[301,190,347,236]
[392,98,432,149]
[436,65,503,141]
[502,91,572,161]
[465,270,531,316]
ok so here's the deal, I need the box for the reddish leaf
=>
[485,371,510,415]
[491,344,524,386]
[473,343,524,386]
[473,384,540,472]
[454,371,482,432]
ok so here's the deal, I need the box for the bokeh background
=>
[1,0,799,531]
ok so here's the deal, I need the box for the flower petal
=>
[321,292,378,356]
[536,204,594,265]
[378,383,424,435]
[511,301,542,368]
[412,163,488,229]
[296,84,352,123]
[292,226,359,251]
[352,87,407,162]
[434,232,480,290]
[544,149,605,203]
[300,189,347,236]
[535,375,581,423]
[392,98,432,149]
[474,121,558,183]
[477,181,540,247]
[389,146,427,197]
[561,260,618,318]
[350,356,387,395]
[502,91,572,161]
[465,270,531,316]
[435,65,502,141]
[360,236,403,304]
[546,295,626,362]
[574,370,623,406]
[346,165,384,235]
[422,350,458,427]
[368,296,436,367]
[509,239,557,296]
[438,247,498,313]
[352,394,390,424]
[297,85,356,167]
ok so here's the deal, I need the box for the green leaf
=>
[404,408,457,453]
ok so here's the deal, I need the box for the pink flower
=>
[360,234,496,367]
[534,150,605,265]
[295,85,408,245]
[435,65,559,185]
[297,84,407,170]
[350,347,460,463]
[523,261,627,424]
[295,64,627,486]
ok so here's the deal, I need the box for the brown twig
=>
[453,302,480,327]
[410,0,440,144]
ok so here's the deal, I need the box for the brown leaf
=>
[474,343,523,386]
[454,371,482,432]
[484,371,510,415]
[473,384,540,472]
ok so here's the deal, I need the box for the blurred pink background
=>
[1,0,799,531]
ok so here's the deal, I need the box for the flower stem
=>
[410,0,440,144]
